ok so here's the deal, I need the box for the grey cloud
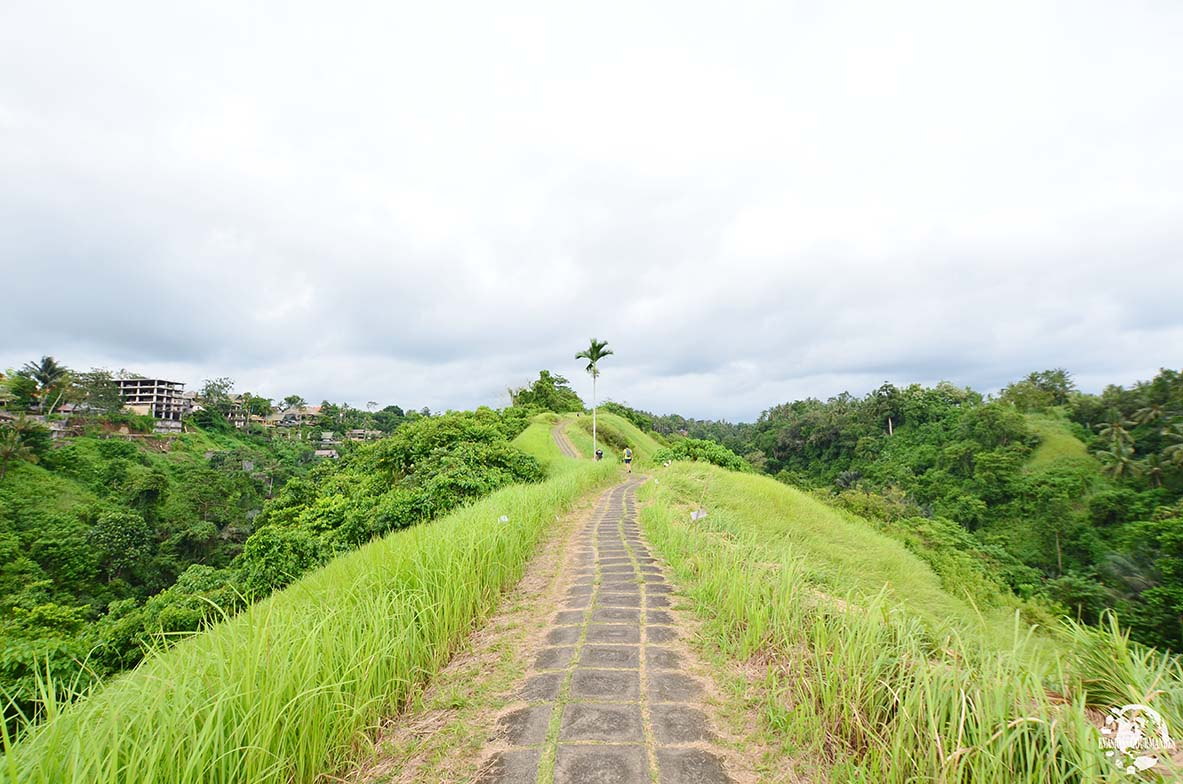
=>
[2,1,1182,422]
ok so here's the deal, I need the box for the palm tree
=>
[21,355,70,415]
[575,338,613,458]
[1141,454,1165,488]
[1163,423,1183,466]
[0,429,37,481]
[1132,404,1166,426]
[1097,443,1141,481]
[1097,415,1134,447]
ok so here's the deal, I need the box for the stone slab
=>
[546,625,582,645]
[521,672,563,701]
[599,593,641,608]
[647,672,703,702]
[554,610,586,625]
[600,581,641,594]
[582,645,640,668]
[479,748,541,784]
[534,646,578,670]
[499,704,555,745]
[586,624,640,644]
[656,748,731,784]
[650,704,713,744]
[570,668,640,700]
[647,625,678,643]
[646,647,683,670]
[554,745,647,784]
[559,703,643,742]
[592,607,640,624]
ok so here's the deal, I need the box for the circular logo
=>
[1100,703,1175,775]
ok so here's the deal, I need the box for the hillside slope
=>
[639,462,1181,781]
[564,411,664,464]
[642,463,1020,642]
[1024,411,1092,470]
[0,427,311,720]
[1,445,617,783]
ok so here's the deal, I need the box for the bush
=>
[237,409,545,599]
[653,438,751,472]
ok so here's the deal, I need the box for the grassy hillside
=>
[640,462,1181,781]
[565,411,663,464]
[510,412,572,472]
[1,427,313,723]
[1025,411,1091,470]
[643,464,1021,645]
[1,449,617,783]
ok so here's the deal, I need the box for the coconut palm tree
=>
[575,338,613,458]
[1141,454,1166,488]
[1097,443,1141,480]
[1097,415,1134,447]
[1163,423,1183,466]
[1132,404,1166,426]
[21,355,70,415]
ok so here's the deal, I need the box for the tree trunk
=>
[887,416,894,436]
[592,374,597,459]
[45,386,67,417]
[1055,530,1063,576]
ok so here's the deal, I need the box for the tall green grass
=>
[1,458,615,783]
[511,413,577,474]
[639,463,1173,782]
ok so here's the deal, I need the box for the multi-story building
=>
[115,378,186,430]
[225,397,249,429]
[266,405,323,428]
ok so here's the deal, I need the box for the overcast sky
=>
[1,1,1180,421]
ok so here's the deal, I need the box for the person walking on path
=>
[623,446,633,473]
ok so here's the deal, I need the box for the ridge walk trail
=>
[480,477,736,784]
[551,420,580,459]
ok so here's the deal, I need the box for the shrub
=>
[653,438,750,472]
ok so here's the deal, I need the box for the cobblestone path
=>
[482,478,734,784]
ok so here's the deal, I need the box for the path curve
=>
[551,420,580,459]
[482,478,735,784]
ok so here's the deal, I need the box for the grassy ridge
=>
[565,412,663,464]
[1025,411,1091,470]
[510,413,572,474]
[639,463,1140,782]
[2,429,614,783]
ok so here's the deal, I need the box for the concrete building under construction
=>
[115,378,187,430]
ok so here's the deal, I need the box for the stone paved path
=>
[551,420,580,459]
[482,478,734,784]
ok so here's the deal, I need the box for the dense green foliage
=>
[652,438,751,472]
[0,422,313,728]
[508,370,584,413]
[239,407,543,596]
[1,401,542,734]
[620,369,1183,651]
[0,441,615,784]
